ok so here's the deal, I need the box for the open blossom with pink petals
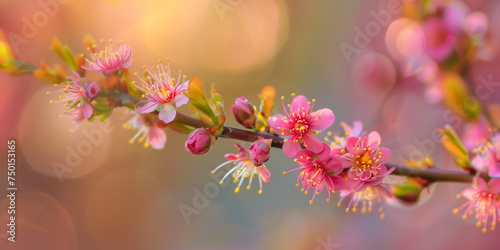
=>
[471,133,500,178]
[50,72,100,131]
[284,143,345,204]
[83,39,133,74]
[134,61,189,124]
[453,177,500,233]
[124,112,166,150]
[333,131,393,191]
[212,143,271,194]
[338,184,392,219]
[269,94,335,157]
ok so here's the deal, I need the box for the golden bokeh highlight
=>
[18,86,111,180]
[138,0,288,71]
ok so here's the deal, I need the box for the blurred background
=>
[1,0,500,249]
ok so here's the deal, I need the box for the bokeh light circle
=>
[19,86,111,180]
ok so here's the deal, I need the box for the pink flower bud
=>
[85,81,100,99]
[185,128,213,155]
[232,97,256,129]
[249,138,272,166]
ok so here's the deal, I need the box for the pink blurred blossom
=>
[454,177,500,233]
[84,40,133,74]
[285,143,344,204]
[212,143,271,194]
[125,112,166,150]
[422,18,457,61]
[338,184,392,219]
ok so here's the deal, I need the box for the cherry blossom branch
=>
[173,112,492,184]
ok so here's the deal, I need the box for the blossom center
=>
[356,151,376,170]
[293,120,309,134]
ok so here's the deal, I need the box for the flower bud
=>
[185,128,213,155]
[85,81,100,99]
[232,97,256,129]
[249,138,272,166]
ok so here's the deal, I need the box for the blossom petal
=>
[257,165,271,183]
[303,133,323,153]
[377,147,392,164]
[316,143,334,162]
[345,137,359,154]
[283,140,301,157]
[268,114,289,133]
[489,179,500,193]
[367,131,381,145]
[177,80,189,92]
[174,94,189,107]
[462,188,476,200]
[328,175,346,191]
[81,102,93,119]
[488,162,500,178]
[341,121,363,137]
[158,103,176,124]
[310,108,335,132]
[290,95,310,113]
[136,100,158,114]
[324,157,342,173]
[471,154,490,172]
[149,127,167,150]
[295,149,314,165]
[473,177,488,190]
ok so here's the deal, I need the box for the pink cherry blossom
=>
[471,133,500,178]
[338,184,392,219]
[462,116,492,151]
[66,103,93,123]
[212,143,271,194]
[50,72,100,131]
[334,131,393,191]
[284,143,344,204]
[84,39,133,74]
[453,177,500,233]
[269,95,335,157]
[134,61,189,124]
[125,112,166,150]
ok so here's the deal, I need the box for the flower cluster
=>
[386,1,495,104]
[201,92,394,214]
[4,31,500,233]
